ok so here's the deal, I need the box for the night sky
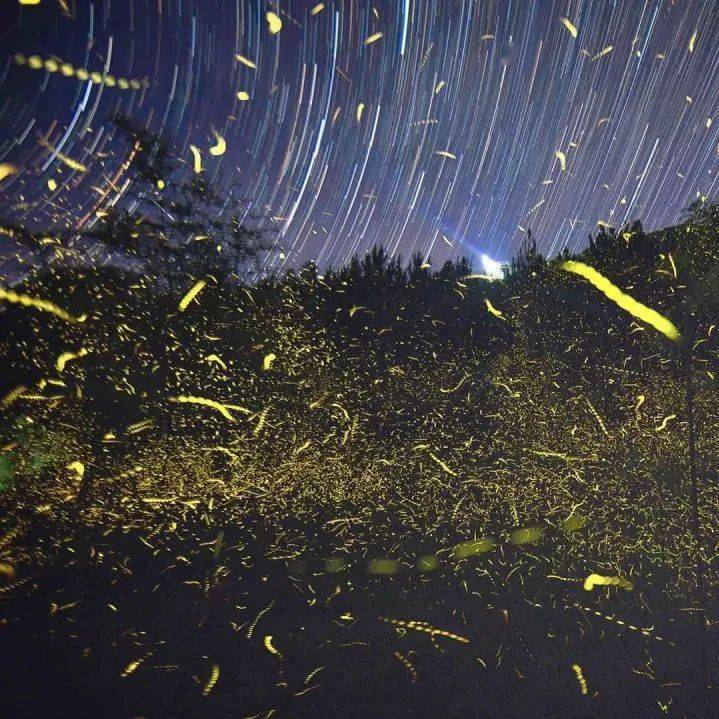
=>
[2,0,719,274]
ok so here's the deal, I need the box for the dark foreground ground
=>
[1,510,717,719]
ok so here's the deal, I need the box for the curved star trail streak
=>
[1,0,719,272]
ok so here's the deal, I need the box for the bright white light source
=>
[480,253,504,280]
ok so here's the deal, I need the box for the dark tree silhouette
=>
[75,115,272,287]
[506,229,546,283]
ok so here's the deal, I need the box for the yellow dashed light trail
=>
[169,395,236,422]
[178,279,207,312]
[571,664,588,694]
[14,53,148,89]
[561,261,680,341]
[56,348,89,372]
[0,287,86,323]
[202,663,220,696]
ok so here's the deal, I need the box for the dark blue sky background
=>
[2,0,719,274]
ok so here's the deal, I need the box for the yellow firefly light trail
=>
[266,11,282,34]
[561,261,680,341]
[189,145,203,173]
[208,130,226,156]
[571,664,588,694]
[583,573,633,591]
[56,348,89,372]
[14,53,148,90]
[0,164,18,183]
[235,54,257,69]
[170,396,235,422]
[559,17,578,38]
[263,353,277,371]
[0,286,86,323]
[202,664,220,695]
[178,279,206,312]
[485,298,505,319]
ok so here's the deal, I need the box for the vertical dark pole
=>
[683,305,708,703]
[683,310,704,591]
[684,340,703,596]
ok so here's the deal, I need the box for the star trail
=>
[1,0,719,272]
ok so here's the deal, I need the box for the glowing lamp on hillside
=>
[480,253,504,280]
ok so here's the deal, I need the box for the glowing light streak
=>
[561,261,680,341]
